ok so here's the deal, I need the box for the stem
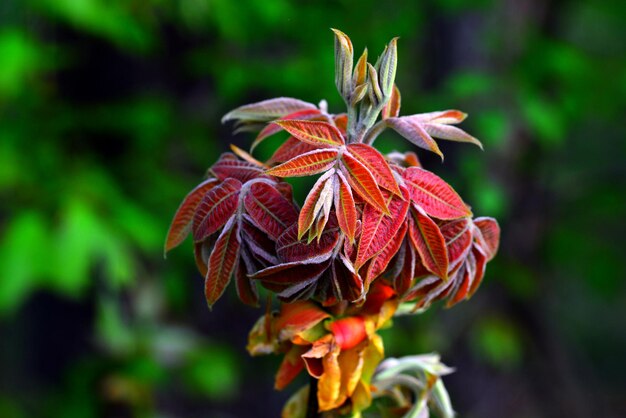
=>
[306,376,320,418]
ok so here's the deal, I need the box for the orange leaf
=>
[274,120,345,147]
[341,152,389,214]
[333,171,357,243]
[346,143,401,196]
[252,109,322,151]
[267,136,321,164]
[266,149,339,177]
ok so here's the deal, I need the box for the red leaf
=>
[267,136,321,164]
[266,149,339,177]
[298,170,335,239]
[402,167,471,220]
[364,221,408,287]
[165,178,219,254]
[329,255,364,302]
[252,109,323,151]
[234,258,259,306]
[244,181,298,240]
[355,187,410,268]
[346,143,401,196]
[385,117,443,159]
[473,217,500,260]
[210,158,267,182]
[341,152,389,214]
[229,144,268,168]
[393,241,417,296]
[408,208,449,280]
[381,84,401,119]
[222,97,317,123]
[275,345,307,390]
[193,178,241,242]
[334,113,348,133]
[468,247,487,297]
[205,219,240,308]
[277,223,340,264]
[440,218,473,273]
[274,120,345,147]
[333,171,357,243]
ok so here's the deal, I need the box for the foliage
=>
[166,30,500,416]
[1,0,625,417]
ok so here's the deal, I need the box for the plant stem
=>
[306,376,320,418]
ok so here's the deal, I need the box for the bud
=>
[331,28,354,101]
[367,63,383,106]
[353,48,368,87]
[378,37,398,100]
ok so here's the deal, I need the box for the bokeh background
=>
[1,0,625,417]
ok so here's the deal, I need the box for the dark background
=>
[1,0,625,417]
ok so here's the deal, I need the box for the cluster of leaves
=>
[166,29,500,416]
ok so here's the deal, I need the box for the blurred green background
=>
[1,0,625,417]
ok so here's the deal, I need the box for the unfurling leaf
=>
[403,167,471,220]
[378,37,398,99]
[331,28,354,101]
[381,84,401,119]
[165,178,218,254]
